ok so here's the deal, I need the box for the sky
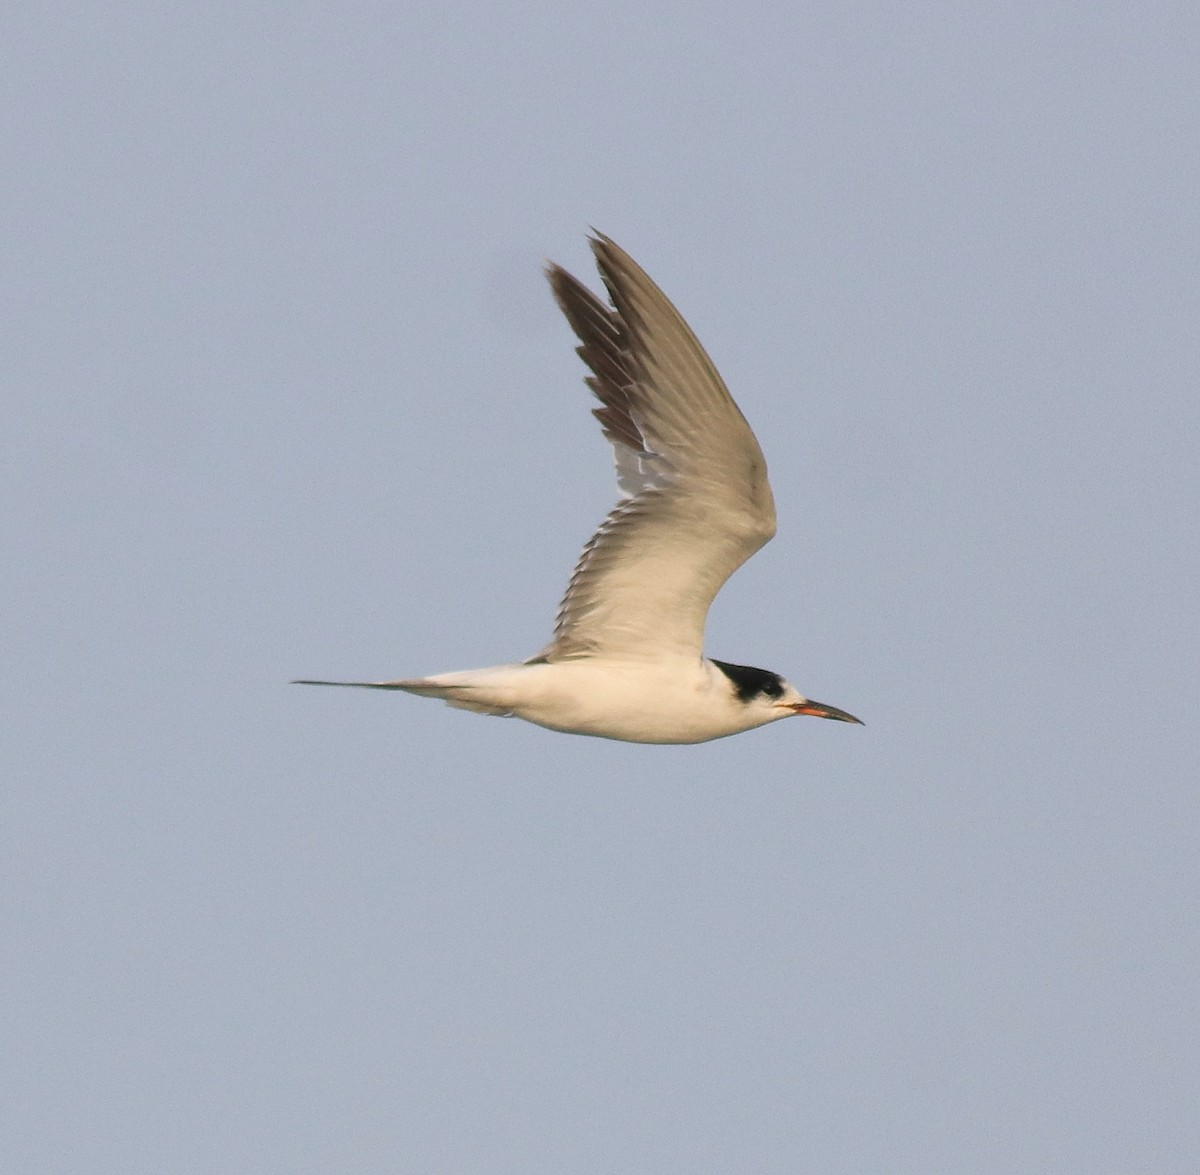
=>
[5,2,1198,1172]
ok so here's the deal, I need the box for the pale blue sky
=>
[5,3,1198,1172]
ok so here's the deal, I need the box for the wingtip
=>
[588,227,621,259]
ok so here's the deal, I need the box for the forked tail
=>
[292,677,450,697]
[291,675,514,716]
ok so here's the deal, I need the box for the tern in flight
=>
[296,233,862,743]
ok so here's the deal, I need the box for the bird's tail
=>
[291,672,515,716]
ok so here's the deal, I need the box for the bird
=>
[295,232,862,743]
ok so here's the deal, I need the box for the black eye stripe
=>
[711,660,785,703]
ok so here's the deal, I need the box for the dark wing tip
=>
[546,249,646,457]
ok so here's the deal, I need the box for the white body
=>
[405,659,808,744]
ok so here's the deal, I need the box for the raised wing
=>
[539,233,776,663]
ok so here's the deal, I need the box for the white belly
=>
[456,659,774,744]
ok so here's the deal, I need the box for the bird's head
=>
[711,659,863,728]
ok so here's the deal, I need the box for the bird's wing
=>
[538,233,776,664]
